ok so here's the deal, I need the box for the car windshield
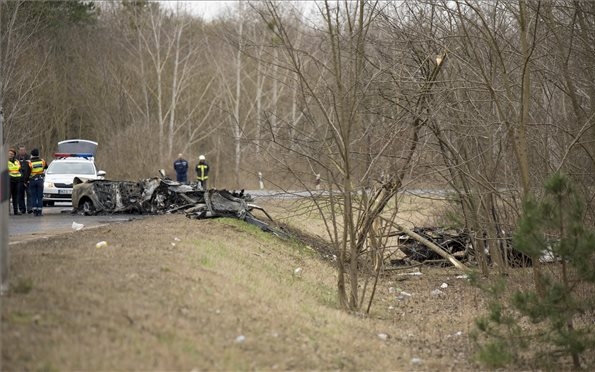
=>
[47,161,96,175]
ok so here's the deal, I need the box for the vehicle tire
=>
[81,199,95,215]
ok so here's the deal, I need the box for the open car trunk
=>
[57,139,98,156]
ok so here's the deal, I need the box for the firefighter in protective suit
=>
[195,155,209,190]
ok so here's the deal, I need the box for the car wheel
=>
[82,199,95,215]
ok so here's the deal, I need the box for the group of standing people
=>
[173,153,209,190]
[7,145,47,216]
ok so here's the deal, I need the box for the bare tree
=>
[256,0,453,311]
[0,0,49,147]
[104,2,218,176]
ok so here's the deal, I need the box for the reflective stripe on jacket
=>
[196,164,209,181]
[29,159,46,177]
[8,160,21,179]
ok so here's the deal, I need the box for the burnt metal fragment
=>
[71,174,279,234]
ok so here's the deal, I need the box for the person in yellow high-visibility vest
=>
[27,148,47,216]
[195,154,209,190]
[7,148,22,215]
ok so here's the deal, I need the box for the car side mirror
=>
[97,170,106,178]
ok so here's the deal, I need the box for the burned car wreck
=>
[391,226,534,268]
[71,171,277,232]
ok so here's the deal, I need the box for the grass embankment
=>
[2,213,479,370]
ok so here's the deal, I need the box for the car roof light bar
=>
[53,152,94,159]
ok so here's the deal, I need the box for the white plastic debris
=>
[431,289,444,296]
[235,335,246,344]
[410,357,423,365]
[397,271,423,276]
[539,250,557,263]
[294,267,303,277]
[440,282,448,289]
[446,331,464,339]
[455,274,469,279]
[95,241,108,248]
[174,237,181,242]
[377,333,389,341]
[397,291,412,300]
[171,242,176,247]
[72,221,84,231]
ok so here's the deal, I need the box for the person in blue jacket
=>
[173,153,189,184]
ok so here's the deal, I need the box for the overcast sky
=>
[159,1,235,19]
[160,1,319,20]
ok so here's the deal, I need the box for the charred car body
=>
[392,226,534,267]
[72,176,196,215]
[71,171,280,233]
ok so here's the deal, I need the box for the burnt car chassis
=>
[71,173,532,268]
[391,226,534,268]
[71,173,279,234]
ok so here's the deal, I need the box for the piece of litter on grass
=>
[431,289,444,296]
[446,330,464,339]
[72,221,84,231]
[235,335,246,343]
[397,291,413,300]
[456,274,469,279]
[440,282,448,289]
[293,267,303,276]
[95,241,108,248]
[174,237,181,242]
[171,242,176,247]
[398,272,423,276]
[377,333,389,341]
[411,357,423,365]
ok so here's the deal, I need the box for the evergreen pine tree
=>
[472,173,595,369]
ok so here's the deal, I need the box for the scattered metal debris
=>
[71,171,284,236]
[391,226,535,268]
[391,227,471,266]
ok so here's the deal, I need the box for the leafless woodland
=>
[2,0,595,311]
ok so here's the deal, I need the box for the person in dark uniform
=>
[16,145,32,214]
[195,154,209,190]
[7,148,22,215]
[27,148,47,216]
[173,153,189,184]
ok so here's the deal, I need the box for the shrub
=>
[472,173,595,369]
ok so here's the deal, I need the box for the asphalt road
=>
[7,188,450,244]
[7,203,144,244]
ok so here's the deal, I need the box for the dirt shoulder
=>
[1,213,483,371]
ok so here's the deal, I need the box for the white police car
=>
[43,139,106,206]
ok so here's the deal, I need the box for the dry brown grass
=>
[261,193,451,239]
[1,198,483,371]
